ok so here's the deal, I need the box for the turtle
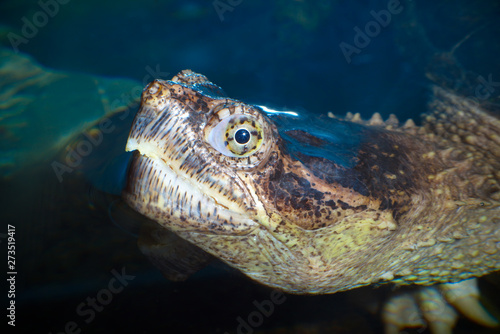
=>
[4,9,499,333]
[0,46,141,180]
[121,68,500,334]
[0,45,152,295]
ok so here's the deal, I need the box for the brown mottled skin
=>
[123,70,500,295]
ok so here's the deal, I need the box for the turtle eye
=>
[207,114,264,157]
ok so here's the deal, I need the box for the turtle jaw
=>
[122,151,259,235]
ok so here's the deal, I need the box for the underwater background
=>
[1,0,500,333]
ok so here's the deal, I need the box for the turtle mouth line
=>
[126,150,219,219]
[124,144,259,235]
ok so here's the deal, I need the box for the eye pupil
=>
[234,129,250,144]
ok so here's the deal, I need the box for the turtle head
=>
[123,71,406,292]
[123,70,282,235]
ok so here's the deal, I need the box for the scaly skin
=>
[123,70,500,297]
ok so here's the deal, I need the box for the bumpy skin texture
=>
[123,70,500,295]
